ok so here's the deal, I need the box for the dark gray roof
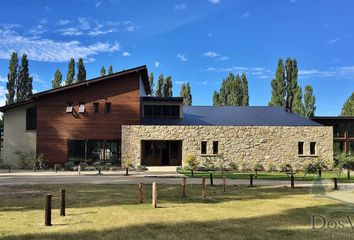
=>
[142,106,323,126]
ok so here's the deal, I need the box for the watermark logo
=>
[311,215,354,230]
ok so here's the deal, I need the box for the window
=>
[334,141,345,156]
[93,102,99,113]
[310,142,316,155]
[142,141,153,158]
[171,105,180,117]
[333,124,345,137]
[143,105,180,118]
[68,140,85,163]
[26,106,37,130]
[170,141,180,159]
[349,125,354,137]
[350,142,354,156]
[144,105,153,117]
[78,103,85,113]
[105,102,111,113]
[201,141,207,154]
[153,105,161,116]
[66,102,73,113]
[213,141,219,154]
[298,142,304,155]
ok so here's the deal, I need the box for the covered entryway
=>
[141,140,182,166]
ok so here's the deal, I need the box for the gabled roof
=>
[142,106,323,126]
[0,65,149,112]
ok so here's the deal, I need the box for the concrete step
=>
[146,166,179,172]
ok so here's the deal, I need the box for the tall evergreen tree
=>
[341,92,354,116]
[241,73,249,106]
[77,58,86,82]
[292,86,305,115]
[303,85,316,118]
[6,52,18,105]
[66,58,75,85]
[108,65,113,75]
[16,53,32,102]
[269,59,286,106]
[163,76,173,97]
[180,83,192,105]
[100,66,106,76]
[285,58,298,109]
[148,72,154,95]
[155,74,164,97]
[213,91,220,106]
[52,69,62,89]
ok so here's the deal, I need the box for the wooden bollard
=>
[209,174,214,186]
[182,177,186,197]
[202,177,206,200]
[138,183,144,203]
[334,178,338,190]
[8,165,11,173]
[222,177,226,192]
[347,169,350,179]
[152,182,157,208]
[60,189,65,216]
[291,174,295,189]
[45,194,52,226]
[55,165,57,173]
[250,174,253,187]
[318,169,322,178]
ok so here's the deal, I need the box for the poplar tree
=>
[6,52,18,105]
[214,72,247,106]
[149,72,154,95]
[100,66,106,76]
[16,53,32,101]
[213,91,220,106]
[241,73,249,106]
[180,83,192,105]
[292,86,305,115]
[303,85,316,118]
[155,74,164,97]
[163,76,173,97]
[108,65,113,75]
[341,92,354,116]
[66,58,75,85]
[77,58,86,82]
[269,59,286,106]
[52,69,62,89]
[285,58,298,109]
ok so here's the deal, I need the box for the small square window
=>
[201,141,207,155]
[213,141,219,154]
[105,102,111,113]
[93,102,99,113]
[310,142,316,155]
[66,102,73,113]
[298,142,304,155]
[79,103,85,113]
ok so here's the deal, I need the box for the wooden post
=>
[250,174,253,187]
[209,173,213,186]
[318,168,322,178]
[291,173,295,189]
[78,165,81,175]
[182,177,186,197]
[222,177,226,192]
[347,169,350,179]
[334,177,338,190]
[202,177,206,200]
[8,165,11,173]
[55,165,57,173]
[60,189,65,216]
[98,167,101,175]
[152,182,157,208]
[138,183,144,203]
[45,194,52,226]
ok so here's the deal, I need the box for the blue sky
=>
[0,0,353,115]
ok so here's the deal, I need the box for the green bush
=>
[229,161,239,171]
[64,162,75,171]
[184,154,200,176]
[14,151,47,170]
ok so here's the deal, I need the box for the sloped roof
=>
[142,106,323,126]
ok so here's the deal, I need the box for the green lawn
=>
[0,184,353,239]
[178,170,354,182]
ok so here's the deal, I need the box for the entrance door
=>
[141,140,182,166]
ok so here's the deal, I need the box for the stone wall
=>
[122,125,333,170]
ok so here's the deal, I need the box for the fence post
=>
[182,177,186,197]
[60,189,65,216]
[222,177,226,192]
[209,174,214,186]
[152,182,157,208]
[55,165,58,173]
[138,183,144,203]
[45,194,52,226]
[250,174,253,187]
[347,169,350,179]
[8,165,11,173]
[334,178,338,190]
[202,177,206,200]
[318,168,322,178]
[291,173,295,189]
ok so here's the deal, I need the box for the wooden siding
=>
[36,72,141,166]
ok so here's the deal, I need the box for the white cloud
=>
[241,11,250,18]
[326,38,340,45]
[28,24,47,36]
[58,19,71,26]
[290,0,297,3]
[177,53,188,62]
[209,0,220,4]
[58,27,83,36]
[299,66,354,79]
[203,66,272,79]
[32,73,44,83]
[95,1,102,8]
[155,61,160,68]
[0,28,121,62]
[122,51,130,57]
[203,51,228,61]
[174,3,186,11]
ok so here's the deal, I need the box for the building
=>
[0,65,333,169]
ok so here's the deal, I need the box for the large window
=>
[26,106,37,130]
[144,105,180,118]
[334,141,346,156]
[68,140,85,162]
[333,124,345,137]
[349,142,354,156]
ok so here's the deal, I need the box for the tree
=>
[108,65,113,75]
[285,58,298,109]
[77,58,86,82]
[269,59,286,106]
[16,53,32,102]
[241,73,249,106]
[52,69,62,89]
[292,86,305,115]
[155,74,164,97]
[341,92,354,116]
[66,58,75,85]
[180,83,192,105]
[6,52,18,105]
[148,72,154,95]
[163,76,173,97]
[213,91,220,106]
[304,85,316,118]
[100,66,106,77]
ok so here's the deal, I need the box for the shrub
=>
[14,151,47,170]
[229,161,239,171]
[79,162,88,170]
[64,162,75,171]
[184,154,200,177]
[136,165,148,171]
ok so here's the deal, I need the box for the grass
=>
[178,170,354,182]
[0,183,353,240]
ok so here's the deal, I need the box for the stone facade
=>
[122,125,333,170]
